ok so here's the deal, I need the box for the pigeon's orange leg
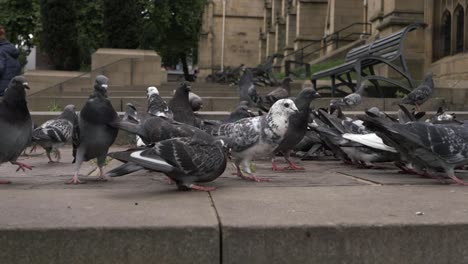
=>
[447,169,468,185]
[10,161,33,172]
[271,158,284,171]
[283,158,305,171]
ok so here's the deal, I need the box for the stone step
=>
[27,95,448,112]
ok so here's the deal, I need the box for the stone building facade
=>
[197,0,264,78]
[198,0,468,82]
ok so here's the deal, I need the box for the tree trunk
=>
[179,52,191,81]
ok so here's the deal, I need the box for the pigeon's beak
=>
[23,82,30,90]
[314,92,321,98]
[101,84,108,90]
[292,104,299,113]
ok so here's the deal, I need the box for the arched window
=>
[455,5,464,53]
[442,10,452,57]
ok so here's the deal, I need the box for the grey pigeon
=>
[123,103,140,124]
[69,75,119,184]
[122,103,141,146]
[106,137,229,191]
[266,75,292,102]
[248,75,292,112]
[208,99,299,182]
[189,91,203,112]
[272,88,320,170]
[147,86,173,119]
[0,76,32,184]
[362,115,468,185]
[32,104,78,163]
[401,72,434,111]
[117,115,213,146]
[332,82,366,108]
[238,68,255,105]
[223,101,255,124]
[168,82,197,126]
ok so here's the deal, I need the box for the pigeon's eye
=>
[284,103,290,108]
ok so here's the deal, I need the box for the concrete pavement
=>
[1,148,468,263]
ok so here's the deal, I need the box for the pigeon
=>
[0,76,33,184]
[189,92,203,112]
[168,82,197,126]
[123,103,140,124]
[400,72,434,111]
[331,82,366,108]
[106,137,229,191]
[397,104,425,124]
[428,107,460,124]
[362,115,468,185]
[238,68,255,105]
[272,88,320,171]
[147,86,173,119]
[223,101,255,124]
[122,103,142,146]
[31,104,78,163]
[116,114,213,146]
[248,75,292,112]
[69,75,119,184]
[208,99,299,182]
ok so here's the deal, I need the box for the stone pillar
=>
[198,1,215,79]
[274,3,286,72]
[295,0,328,63]
[259,29,267,64]
[265,1,276,58]
[284,2,297,56]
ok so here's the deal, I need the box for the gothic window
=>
[455,5,464,53]
[442,10,451,57]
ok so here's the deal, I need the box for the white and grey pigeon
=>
[147,86,173,119]
[401,72,434,111]
[106,137,229,191]
[362,115,468,185]
[31,104,78,163]
[272,88,320,171]
[168,82,197,126]
[69,75,119,184]
[0,76,33,184]
[208,99,299,182]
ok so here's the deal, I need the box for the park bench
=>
[310,23,425,96]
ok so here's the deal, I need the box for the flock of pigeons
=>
[0,69,467,191]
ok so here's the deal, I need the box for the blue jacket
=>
[0,40,21,96]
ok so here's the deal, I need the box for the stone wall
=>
[25,49,166,95]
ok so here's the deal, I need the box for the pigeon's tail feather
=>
[360,115,400,136]
[317,109,345,134]
[106,162,145,177]
[116,120,141,135]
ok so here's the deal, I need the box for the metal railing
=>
[28,57,141,97]
[284,22,372,77]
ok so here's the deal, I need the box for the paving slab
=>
[212,185,468,264]
[0,151,219,264]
